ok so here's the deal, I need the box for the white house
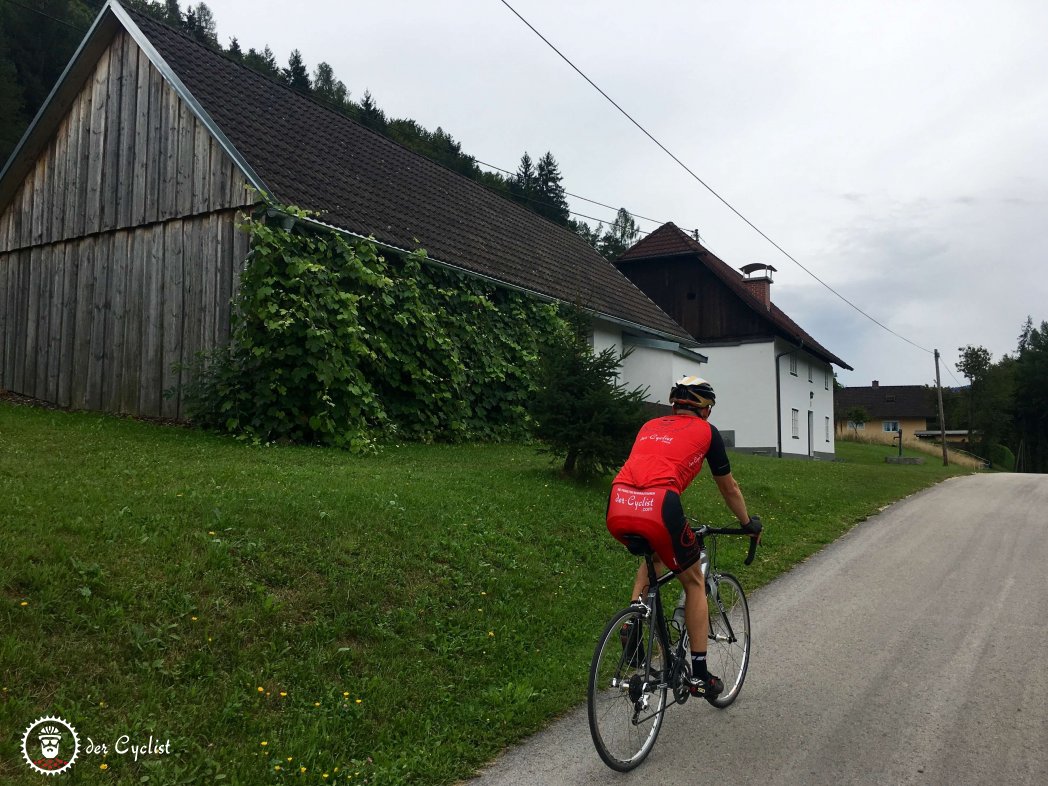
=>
[616,224,851,459]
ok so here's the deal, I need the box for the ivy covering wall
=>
[184,205,567,448]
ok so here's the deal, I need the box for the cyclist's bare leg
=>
[677,562,709,651]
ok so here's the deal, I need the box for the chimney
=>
[739,263,776,309]
[872,380,879,388]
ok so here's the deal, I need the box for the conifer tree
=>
[510,152,536,207]
[244,45,280,78]
[283,49,311,91]
[227,37,243,61]
[529,307,648,476]
[535,151,570,225]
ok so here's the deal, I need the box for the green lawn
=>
[0,402,972,785]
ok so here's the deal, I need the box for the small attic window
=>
[885,395,896,403]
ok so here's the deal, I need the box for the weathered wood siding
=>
[0,30,256,416]
[617,256,774,342]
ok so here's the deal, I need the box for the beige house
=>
[835,381,936,437]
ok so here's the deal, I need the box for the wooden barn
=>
[0,1,701,420]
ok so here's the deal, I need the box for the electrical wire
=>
[3,0,89,31]
[499,0,933,356]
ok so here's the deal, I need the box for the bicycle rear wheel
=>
[587,606,668,771]
[706,572,750,708]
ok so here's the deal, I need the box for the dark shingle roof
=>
[617,223,851,369]
[123,10,691,342]
[835,385,936,419]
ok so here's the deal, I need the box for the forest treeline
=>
[941,318,1048,472]
[0,0,642,258]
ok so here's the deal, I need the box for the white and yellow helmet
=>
[669,375,716,409]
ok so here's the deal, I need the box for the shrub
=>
[528,307,649,476]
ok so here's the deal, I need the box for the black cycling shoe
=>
[688,674,723,700]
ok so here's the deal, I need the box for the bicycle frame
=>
[627,553,692,723]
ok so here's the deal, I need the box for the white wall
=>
[699,343,778,451]
[773,338,836,458]
[695,340,837,457]
[590,319,705,406]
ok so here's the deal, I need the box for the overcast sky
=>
[203,0,1048,389]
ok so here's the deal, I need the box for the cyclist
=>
[606,375,760,699]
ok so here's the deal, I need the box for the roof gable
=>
[617,223,851,369]
[98,5,689,342]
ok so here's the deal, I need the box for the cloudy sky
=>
[204,0,1048,388]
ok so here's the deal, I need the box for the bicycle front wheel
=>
[706,572,750,708]
[587,606,668,771]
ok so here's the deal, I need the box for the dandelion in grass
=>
[355,699,362,704]
[20,601,28,607]
[260,741,268,747]
[343,692,349,698]
[280,691,287,698]
[275,765,282,771]
[257,686,264,693]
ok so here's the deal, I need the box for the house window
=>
[882,421,900,432]
[825,417,830,442]
[792,409,799,438]
[824,371,830,390]
[847,421,866,430]
[789,356,798,376]
[808,363,813,383]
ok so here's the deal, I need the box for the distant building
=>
[835,381,936,436]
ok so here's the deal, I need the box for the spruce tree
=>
[510,152,536,207]
[529,307,648,476]
[535,151,570,225]
[283,49,311,91]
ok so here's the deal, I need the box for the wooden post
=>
[934,349,948,467]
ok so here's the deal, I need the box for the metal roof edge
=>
[0,2,119,211]
[111,1,270,198]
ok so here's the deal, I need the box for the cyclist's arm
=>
[714,472,750,525]
[707,426,750,525]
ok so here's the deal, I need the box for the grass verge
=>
[0,402,973,785]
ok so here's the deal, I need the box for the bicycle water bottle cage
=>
[621,535,655,556]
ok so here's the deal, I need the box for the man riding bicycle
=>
[606,375,760,699]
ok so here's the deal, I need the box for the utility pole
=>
[934,349,948,467]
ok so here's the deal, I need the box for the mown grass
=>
[0,402,973,785]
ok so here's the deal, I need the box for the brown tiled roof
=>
[617,223,851,369]
[122,10,691,342]
[835,385,936,419]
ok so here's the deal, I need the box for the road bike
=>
[587,520,761,771]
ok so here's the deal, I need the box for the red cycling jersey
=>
[612,414,716,494]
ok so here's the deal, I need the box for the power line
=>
[475,158,675,228]
[3,0,88,31]
[499,0,933,356]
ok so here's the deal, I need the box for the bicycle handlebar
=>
[692,517,763,566]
